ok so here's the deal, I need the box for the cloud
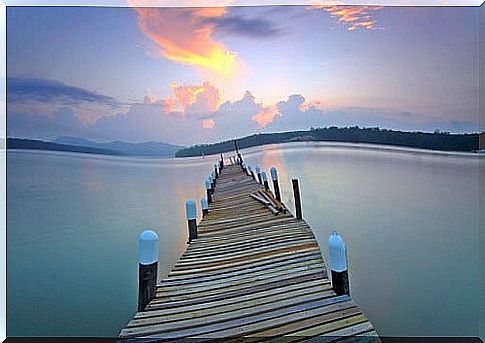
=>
[207,15,282,38]
[309,4,383,31]
[128,3,238,75]
[171,81,220,114]
[252,106,280,127]
[7,77,124,126]
[7,77,117,106]
[7,80,478,145]
[202,118,215,129]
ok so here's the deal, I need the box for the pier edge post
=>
[292,178,302,219]
[210,174,215,192]
[205,179,212,204]
[256,166,262,184]
[186,199,198,242]
[262,171,270,192]
[138,230,159,311]
[201,197,209,217]
[214,164,218,179]
[270,167,281,202]
[328,231,350,295]
[248,165,256,180]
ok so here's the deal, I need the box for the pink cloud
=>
[309,3,383,31]
[252,105,280,127]
[171,81,221,114]
[202,118,215,129]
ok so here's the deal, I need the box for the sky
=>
[6,3,481,145]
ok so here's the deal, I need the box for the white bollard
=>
[247,165,255,180]
[328,231,349,295]
[185,199,197,242]
[138,230,159,311]
[255,166,262,184]
[262,171,270,192]
[205,179,212,204]
[200,197,209,217]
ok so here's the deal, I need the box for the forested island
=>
[175,127,480,157]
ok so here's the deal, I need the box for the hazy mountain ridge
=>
[54,136,184,157]
[7,138,123,156]
[7,136,185,157]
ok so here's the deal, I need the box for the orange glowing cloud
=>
[143,92,176,112]
[171,81,220,113]
[128,1,237,75]
[310,2,383,31]
[252,106,280,128]
[202,118,215,129]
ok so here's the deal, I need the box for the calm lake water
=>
[7,142,481,337]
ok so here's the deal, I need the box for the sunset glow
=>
[129,2,238,75]
[7,5,479,145]
[252,106,280,128]
[171,81,221,113]
[310,2,383,30]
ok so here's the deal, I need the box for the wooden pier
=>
[120,163,378,340]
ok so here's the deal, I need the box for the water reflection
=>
[7,144,480,337]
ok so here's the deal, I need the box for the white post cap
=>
[185,199,197,220]
[328,231,348,272]
[255,166,261,173]
[262,171,268,182]
[270,167,278,181]
[139,230,159,265]
[200,197,208,210]
[205,179,211,189]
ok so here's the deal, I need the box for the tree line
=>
[175,127,479,157]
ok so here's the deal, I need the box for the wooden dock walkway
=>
[120,163,378,341]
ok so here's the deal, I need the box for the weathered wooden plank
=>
[172,242,319,270]
[169,247,322,276]
[161,253,323,285]
[133,287,334,326]
[160,258,324,290]
[136,279,330,318]
[123,296,352,338]
[246,305,362,338]
[125,290,337,333]
[145,273,326,311]
[155,266,325,300]
[178,238,318,264]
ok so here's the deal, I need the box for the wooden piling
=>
[205,179,212,204]
[271,167,281,202]
[186,199,198,242]
[292,178,302,219]
[328,232,350,295]
[138,230,158,311]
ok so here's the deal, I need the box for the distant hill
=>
[7,138,122,156]
[7,137,185,157]
[54,136,184,157]
[175,127,480,157]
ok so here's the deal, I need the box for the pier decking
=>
[120,163,378,340]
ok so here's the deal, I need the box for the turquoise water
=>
[7,143,481,337]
